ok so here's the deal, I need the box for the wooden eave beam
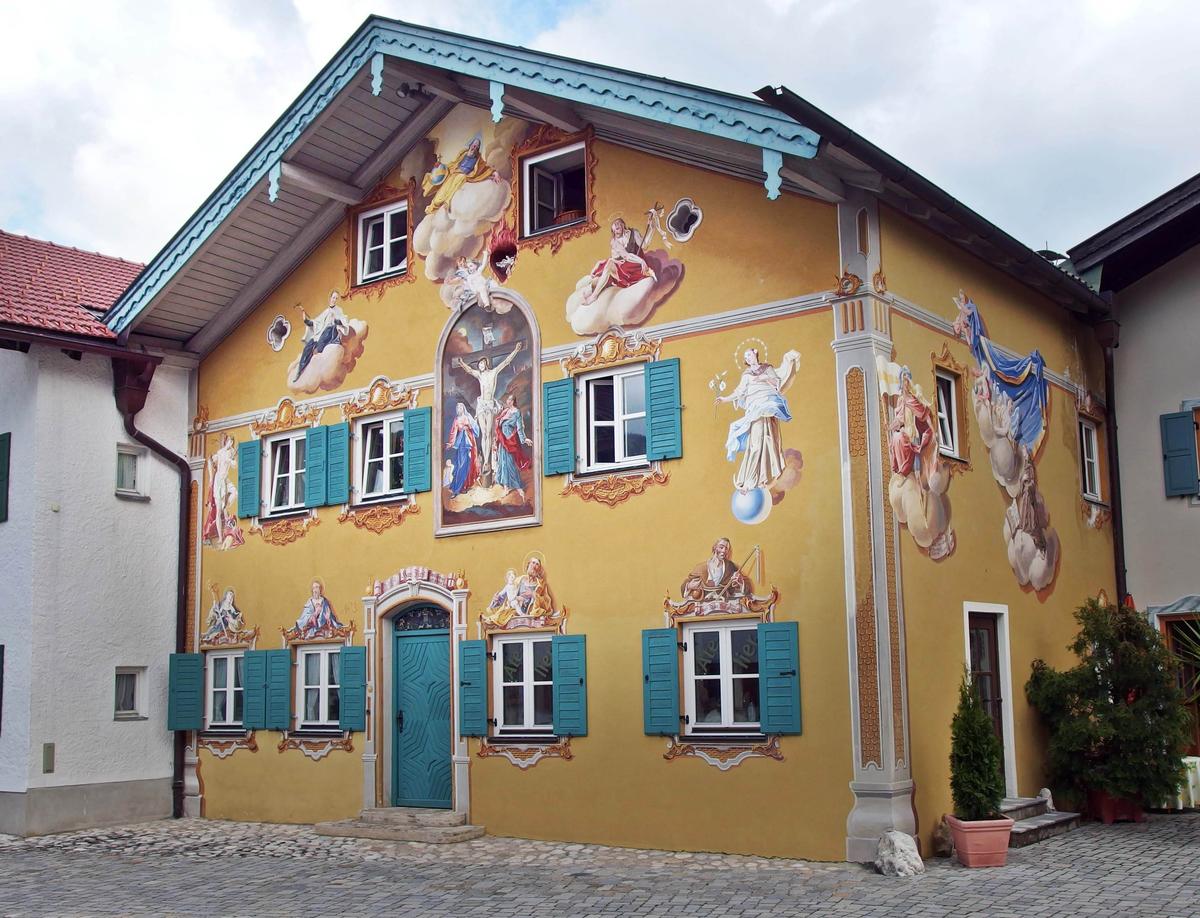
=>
[501,86,584,133]
[779,163,845,203]
[387,60,467,102]
[278,161,365,205]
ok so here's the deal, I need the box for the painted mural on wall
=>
[200,584,258,648]
[282,580,352,642]
[666,537,779,621]
[438,297,538,535]
[481,555,566,633]
[202,434,245,551]
[953,292,1060,590]
[714,342,804,525]
[286,291,369,394]
[876,359,955,560]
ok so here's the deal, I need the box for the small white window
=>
[1079,419,1101,500]
[935,371,959,458]
[205,653,244,729]
[354,412,405,503]
[357,201,408,283]
[683,621,761,736]
[521,141,586,237]
[492,634,554,736]
[576,364,647,474]
[297,645,341,730]
[115,444,149,500]
[114,667,145,719]
[263,430,307,516]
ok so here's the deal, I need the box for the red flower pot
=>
[945,814,1014,867]
[1086,789,1145,824]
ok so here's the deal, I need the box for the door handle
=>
[396,710,404,733]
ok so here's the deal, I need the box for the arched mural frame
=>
[433,287,542,537]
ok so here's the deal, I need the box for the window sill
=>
[522,218,585,241]
[681,733,769,745]
[260,507,311,522]
[115,490,151,502]
[486,734,559,745]
[1082,495,1109,509]
[114,714,148,722]
[937,450,966,464]
[201,728,249,737]
[352,493,410,508]
[291,727,346,738]
[573,462,651,480]
[354,268,408,288]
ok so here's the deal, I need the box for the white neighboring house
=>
[0,230,191,835]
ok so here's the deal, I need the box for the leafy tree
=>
[1026,598,1189,803]
[950,671,1006,820]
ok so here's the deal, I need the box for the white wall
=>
[1115,244,1200,607]
[0,350,37,793]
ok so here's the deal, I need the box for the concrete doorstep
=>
[314,808,485,844]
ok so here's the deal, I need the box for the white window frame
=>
[114,666,146,720]
[521,140,585,238]
[296,645,342,730]
[356,201,409,284]
[934,371,960,459]
[1079,418,1101,501]
[576,363,648,475]
[491,633,555,736]
[352,410,406,505]
[262,430,307,517]
[682,620,762,736]
[115,443,150,501]
[204,652,244,730]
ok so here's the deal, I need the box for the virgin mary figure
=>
[445,401,481,496]
[717,348,801,491]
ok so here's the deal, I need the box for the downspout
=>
[1094,315,1128,603]
[112,353,191,819]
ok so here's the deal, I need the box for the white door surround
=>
[961,601,1018,798]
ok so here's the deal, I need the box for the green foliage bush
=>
[950,671,1006,820]
[1026,598,1189,803]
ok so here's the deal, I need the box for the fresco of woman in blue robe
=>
[445,402,481,496]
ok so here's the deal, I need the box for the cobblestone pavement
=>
[1,813,1198,917]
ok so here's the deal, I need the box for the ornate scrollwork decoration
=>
[871,270,887,293]
[477,738,573,769]
[560,327,662,376]
[340,376,418,421]
[199,733,258,759]
[663,736,782,771]
[664,586,779,624]
[277,734,354,760]
[835,267,864,297]
[250,397,322,436]
[249,512,319,546]
[337,499,419,534]
[561,468,668,507]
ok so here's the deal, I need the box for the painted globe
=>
[731,487,772,525]
[427,162,448,186]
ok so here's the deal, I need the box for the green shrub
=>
[1026,598,1189,803]
[950,670,1006,820]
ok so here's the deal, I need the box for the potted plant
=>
[1026,598,1190,823]
[946,671,1013,867]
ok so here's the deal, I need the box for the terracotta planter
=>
[945,814,1014,867]
[1086,789,1145,825]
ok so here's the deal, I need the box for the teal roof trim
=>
[106,17,819,334]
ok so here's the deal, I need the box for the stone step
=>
[1001,796,1049,822]
[358,807,467,828]
[314,819,485,844]
[1008,810,1081,848]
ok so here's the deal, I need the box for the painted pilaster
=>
[183,452,207,818]
[832,192,915,861]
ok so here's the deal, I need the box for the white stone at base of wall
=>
[0,777,172,837]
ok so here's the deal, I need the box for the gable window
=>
[114,667,145,720]
[357,201,408,284]
[521,141,586,237]
[297,645,341,730]
[683,621,761,736]
[935,371,960,458]
[205,652,244,729]
[264,431,306,516]
[493,634,554,736]
[115,443,149,501]
[577,364,647,474]
[1079,418,1101,501]
[354,412,404,503]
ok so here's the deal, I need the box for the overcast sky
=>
[2,0,1197,263]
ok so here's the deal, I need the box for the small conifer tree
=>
[949,670,1006,821]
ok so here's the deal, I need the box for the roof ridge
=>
[0,228,145,269]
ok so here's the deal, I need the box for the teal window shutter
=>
[645,359,682,460]
[304,425,329,507]
[543,378,575,475]
[1161,411,1199,497]
[458,639,488,737]
[339,646,367,732]
[265,649,292,730]
[0,431,10,523]
[236,440,260,518]
[758,621,802,735]
[551,635,588,737]
[242,650,267,730]
[167,653,204,731]
[325,422,350,506]
[402,407,432,493]
[642,628,680,735]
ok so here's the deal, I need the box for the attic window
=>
[356,201,408,284]
[521,141,586,237]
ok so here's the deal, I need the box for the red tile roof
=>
[0,230,144,340]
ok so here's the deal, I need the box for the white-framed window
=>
[521,141,586,237]
[205,652,244,729]
[1079,418,1101,501]
[357,201,408,284]
[114,666,145,720]
[934,371,960,458]
[353,411,405,504]
[115,443,150,500]
[263,430,307,516]
[492,634,554,736]
[682,621,761,736]
[576,364,647,474]
[297,645,341,730]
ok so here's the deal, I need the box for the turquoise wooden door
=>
[393,630,452,808]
